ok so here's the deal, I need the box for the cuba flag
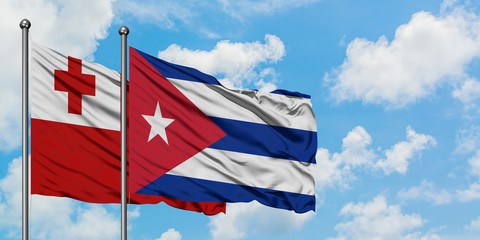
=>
[128,47,317,213]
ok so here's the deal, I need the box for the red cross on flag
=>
[53,56,96,115]
[30,42,225,215]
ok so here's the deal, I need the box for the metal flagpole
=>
[20,18,31,240]
[119,25,129,240]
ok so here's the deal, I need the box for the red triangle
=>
[128,48,226,193]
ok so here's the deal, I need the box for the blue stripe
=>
[137,174,315,213]
[135,48,221,85]
[209,117,317,164]
[270,89,311,99]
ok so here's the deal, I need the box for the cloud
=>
[375,127,436,175]
[328,196,436,240]
[315,126,375,190]
[0,158,119,239]
[34,204,119,240]
[465,216,480,233]
[209,202,314,240]
[456,150,480,202]
[115,0,194,29]
[455,125,480,154]
[339,126,377,167]
[326,7,480,108]
[457,182,480,202]
[0,158,23,235]
[468,150,480,178]
[440,0,459,13]
[127,206,140,219]
[396,180,452,205]
[158,34,285,91]
[0,0,115,151]
[452,78,480,112]
[217,0,319,21]
[155,228,182,240]
[316,126,436,190]
[436,216,480,239]
[315,148,353,190]
[116,0,318,38]
[403,232,442,240]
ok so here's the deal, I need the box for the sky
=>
[1,0,480,239]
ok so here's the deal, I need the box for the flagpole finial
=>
[19,19,31,29]
[119,26,129,36]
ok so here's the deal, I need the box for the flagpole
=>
[20,18,31,240]
[119,25,129,240]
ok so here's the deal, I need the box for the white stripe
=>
[169,79,317,132]
[31,42,120,130]
[166,148,316,195]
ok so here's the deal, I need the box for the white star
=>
[142,102,175,144]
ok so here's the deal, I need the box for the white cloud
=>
[457,182,480,202]
[316,126,436,190]
[6,0,114,59]
[397,180,452,205]
[217,0,319,21]
[0,158,120,239]
[375,127,436,175]
[403,232,442,240]
[452,78,480,111]
[328,196,431,240]
[315,126,375,190]
[0,0,115,151]
[116,0,319,37]
[115,0,194,29]
[155,228,182,240]
[158,34,285,91]
[436,216,480,240]
[37,204,119,240]
[456,149,480,202]
[254,68,279,92]
[326,7,480,108]
[468,150,480,177]
[116,1,320,39]
[127,206,140,219]
[455,125,480,154]
[126,206,141,232]
[0,158,23,232]
[209,201,314,240]
[465,216,480,233]
[440,0,459,13]
[315,148,353,190]
[339,126,376,167]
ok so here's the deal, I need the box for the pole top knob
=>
[19,19,31,29]
[119,26,129,36]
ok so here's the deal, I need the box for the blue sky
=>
[1,0,480,239]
